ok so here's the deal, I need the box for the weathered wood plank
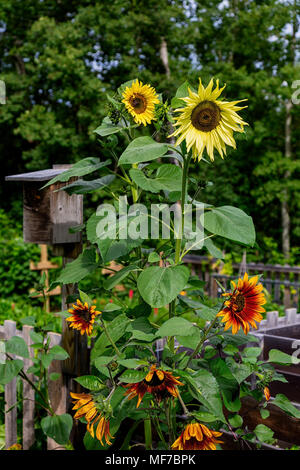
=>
[239,396,300,446]
[4,320,18,449]
[47,332,67,450]
[22,325,35,450]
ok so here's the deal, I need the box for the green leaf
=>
[126,317,156,342]
[41,414,73,445]
[171,81,191,108]
[94,117,124,136]
[204,238,224,259]
[42,158,108,188]
[41,353,53,369]
[118,358,145,369]
[226,357,253,384]
[74,375,105,391]
[87,213,144,263]
[49,345,69,360]
[137,265,190,308]
[156,317,194,338]
[272,394,300,418]
[177,326,201,349]
[209,358,241,412]
[119,369,147,384]
[192,411,219,423]
[201,206,256,246]
[118,137,168,165]
[228,414,243,428]
[102,303,122,312]
[268,349,300,365]
[253,424,274,444]
[79,289,93,307]
[0,359,24,385]
[148,252,161,263]
[103,265,140,290]
[54,248,97,285]
[178,369,225,422]
[260,409,270,419]
[5,336,29,358]
[57,174,115,195]
[93,356,116,368]
[49,373,61,381]
[129,164,182,193]
[243,347,262,358]
[30,331,43,344]
[91,314,130,360]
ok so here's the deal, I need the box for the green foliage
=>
[0,210,41,297]
[137,265,190,308]
[41,414,73,445]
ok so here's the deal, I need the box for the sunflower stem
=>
[185,313,221,369]
[100,318,122,357]
[177,389,189,416]
[168,152,192,353]
[144,416,152,450]
[152,415,168,448]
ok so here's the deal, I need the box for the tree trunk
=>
[160,37,170,79]
[282,99,292,259]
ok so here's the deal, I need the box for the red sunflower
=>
[66,299,101,336]
[217,272,266,335]
[123,364,183,407]
[172,422,223,450]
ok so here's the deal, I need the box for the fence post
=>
[4,320,17,449]
[285,308,297,325]
[266,311,279,329]
[47,331,67,450]
[22,325,35,450]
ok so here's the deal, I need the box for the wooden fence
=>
[1,310,300,450]
[184,255,300,308]
[0,320,64,450]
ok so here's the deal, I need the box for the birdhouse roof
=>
[5,168,67,182]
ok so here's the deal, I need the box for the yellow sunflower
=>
[122,79,160,126]
[170,78,248,161]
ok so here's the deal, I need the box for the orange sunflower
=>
[264,387,270,401]
[123,364,183,407]
[66,299,101,336]
[217,272,266,335]
[172,422,223,450]
[70,392,113,446]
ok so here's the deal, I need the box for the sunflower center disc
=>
[129,93,147,114]
[80,309,91,323]
[191,100,221,132]
[235,293,245,312]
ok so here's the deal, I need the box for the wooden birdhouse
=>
[5,165,83,245]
